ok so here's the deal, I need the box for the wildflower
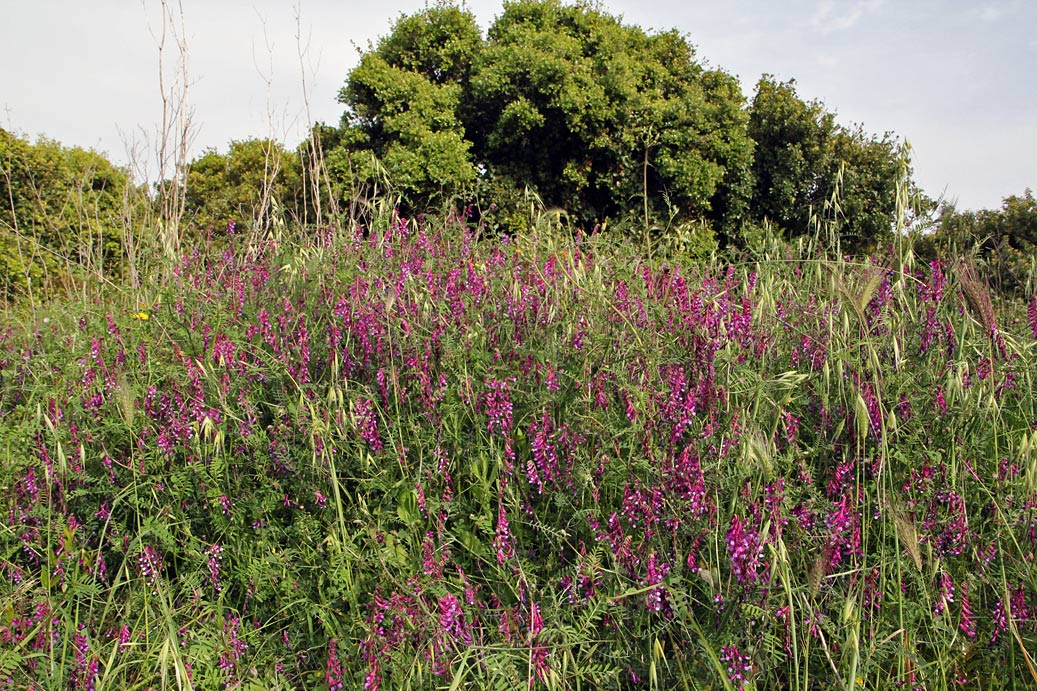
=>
[326,639,345,691]
[494,498,515,564]
[544,363,560,391]
[483,378,515,435]
[438,594,471,645]
[623,391,638,422]
[991,597,1008,643]
[1028,296,1037,340]
[219,614,248,680]
[207,544,223,594]
[528,409,558,493]
[934,572,954,617]
[528,602,550,685]
[825,492,862,568]
[363,661,382,691]
[919,259,946,304]
[71,624,99,691]
[422,532,448,577]
[131,311,150,321]
[959,589,976,639]
[781,410,800,445]
[934,386,948,415]
[138,545,162,593]
[720,645,753,690]
[354,398,383,452]
[641,552,671,612]
[726,514,763,584]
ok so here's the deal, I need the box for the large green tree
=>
[748,77,905,254]
[338,4,481,208]
[1,129,129,302]
[747,77,834,234]
[184,138,303,234]
[335,0,754,237]
[468,0,753,234]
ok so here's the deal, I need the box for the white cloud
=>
[811,0,885,33]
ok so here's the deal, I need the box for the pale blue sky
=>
[1,0,1033,211]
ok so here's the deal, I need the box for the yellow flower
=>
[132,311,150,321]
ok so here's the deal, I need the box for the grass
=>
[1,207,1037,691]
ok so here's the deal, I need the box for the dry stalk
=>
[954,258,996,338]
[153,0,193,264]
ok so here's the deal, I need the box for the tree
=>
[334,0,754,238]
[184,139,303,234]
[748,77,904,254]
[1,129,129,303]
[933,189,1037,293]
[1001,189,1037,249]
[337,4,481,209]
[467,0,753,235]
[747,77,834,235]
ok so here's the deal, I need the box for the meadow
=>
[2,206,1037,691]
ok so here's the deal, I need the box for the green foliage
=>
[747,77,834,235]
[931,189,1037,293]
[4,212,1037,689]
[0,128,130,303]
[331,4,929,252]
[469,0,754,235]
[338,4,480,208]
[184,138,303,234]
[335,0,754,238]
[748,77,905,254]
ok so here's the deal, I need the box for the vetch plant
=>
[2,208,1037,690]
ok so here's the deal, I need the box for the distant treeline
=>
[3,0,1034,302]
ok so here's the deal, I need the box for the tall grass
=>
[2,196,1037,690]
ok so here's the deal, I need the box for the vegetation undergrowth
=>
[2,209,1037,691]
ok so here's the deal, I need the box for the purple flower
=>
[934,572,954,617]
[326,639,345,691]
[919,259,946,304]
[483,378,515,436]
[438,594,471,645]
[138,545,162,593]
[494,497,515,564]
[1028,296,1037,340]
[992,597,1008,643]
[934,386,947,416]
[720,645,753,690]
[354,398,383,452]
[207,543,223,594]
[959,588,976,639]
[726,515,763,584]
[641,552,671,612]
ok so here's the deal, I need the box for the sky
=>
[1,0,1033,212]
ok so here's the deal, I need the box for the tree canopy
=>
[184,138,303,233]
[930,189,1037,293]
[1,128,129,302]
[333,2,913,251]
[3,0,929,290]
[747,76,906,254]
[339,4,480,208]
[335,0,755,238]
